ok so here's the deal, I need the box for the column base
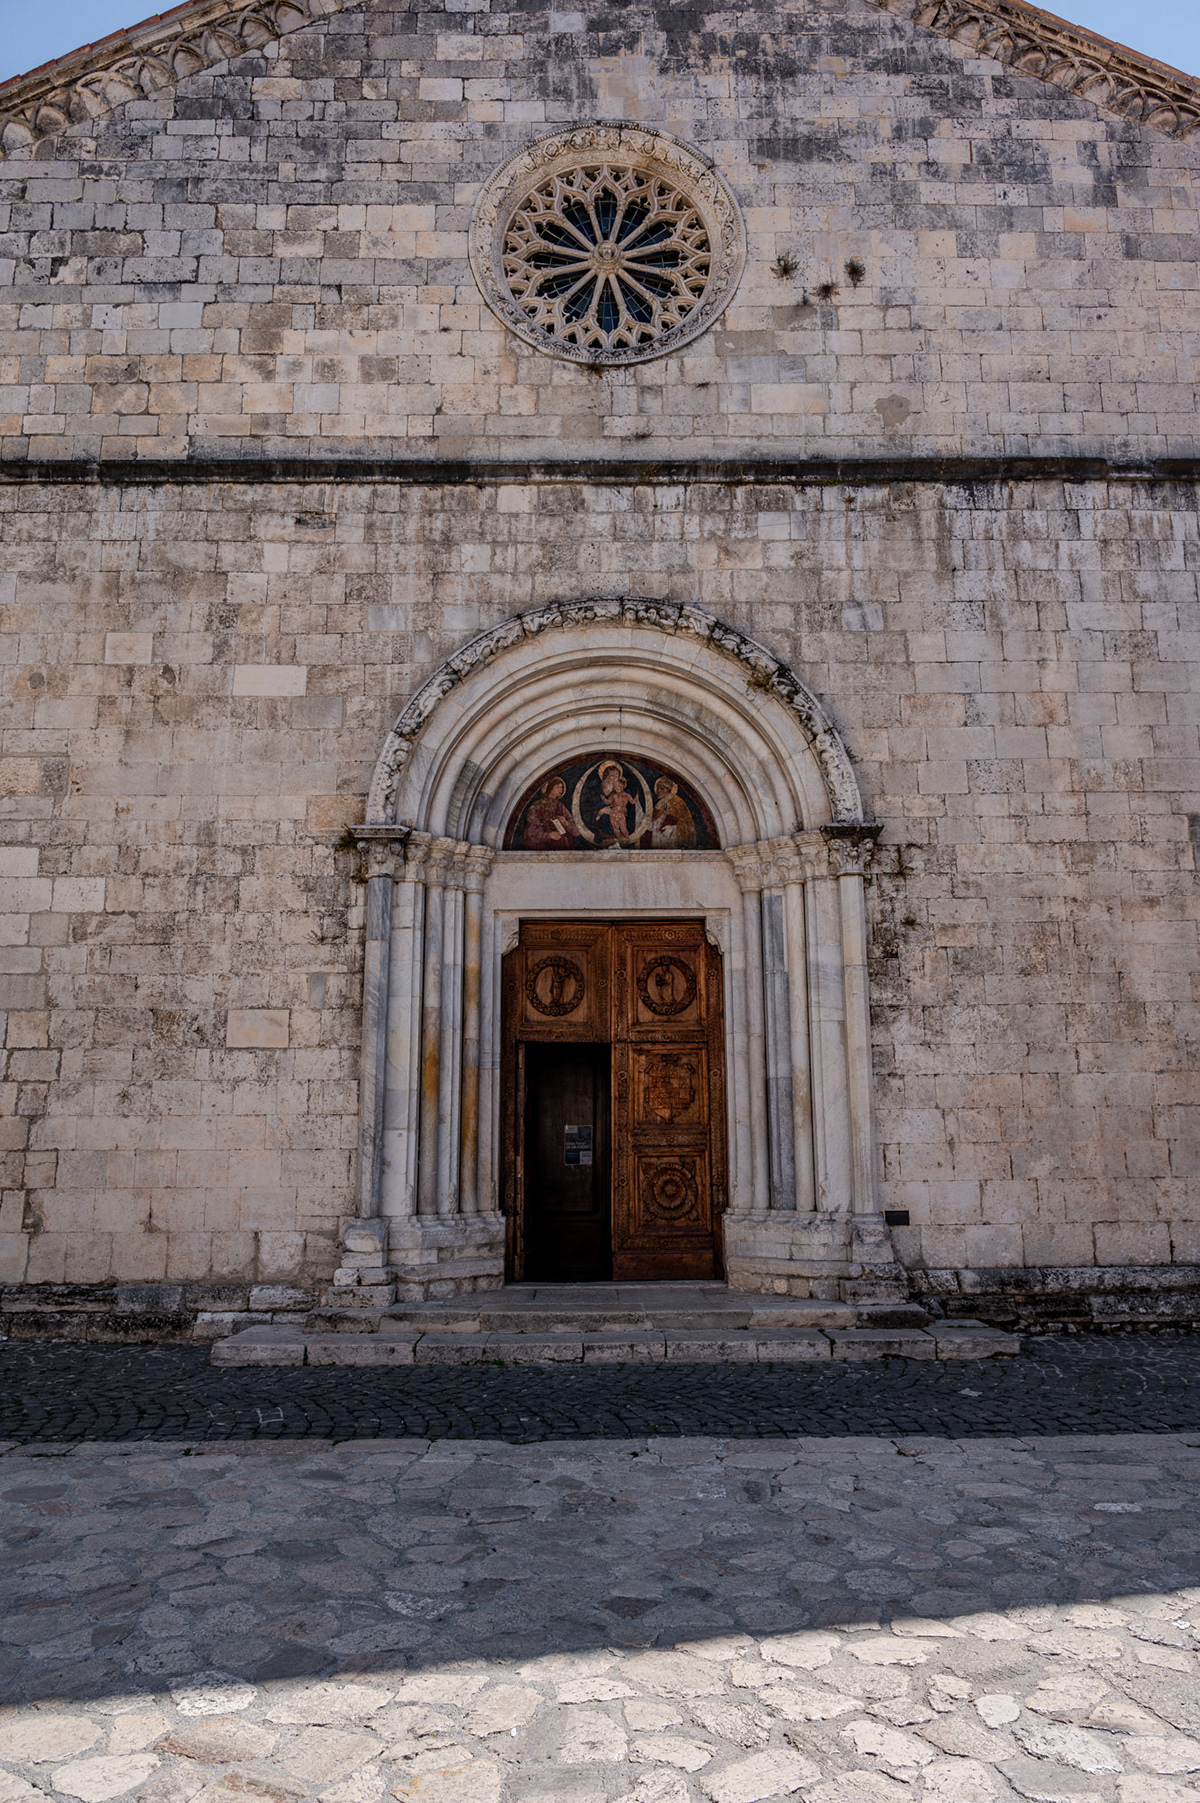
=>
[386,1212,507,1300]
[722,1210,907,1303]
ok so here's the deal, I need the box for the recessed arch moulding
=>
[338,599,902,1305]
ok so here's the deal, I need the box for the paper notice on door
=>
[564,1124,593,1166]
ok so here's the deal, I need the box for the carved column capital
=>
[445,842,469,890]
[820,821,884,877]
[462,846,496,893]
[425,836,458,885]
[403,831,433,882]
[345,824,411,881]
[756,833,805,888]
[792,830,833,882]
[724,843,764,894]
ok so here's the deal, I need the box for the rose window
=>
[470,125,746,367]
[502,164,711,354]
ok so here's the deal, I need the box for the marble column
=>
[827,825,883,1214]
[349,829,506,1296]
[726,845,771,1216]
[416,837,452,1217]
[798,834,853,1216]
[435,847,469,1217]
[458,846,495,1217]
[382,831,429,1220]
[758,840,800,1211]
[782,868,816,1214]
[350,828,409,1220]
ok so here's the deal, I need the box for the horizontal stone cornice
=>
[0,0,348,161]
[1,454,1199,487]
[870,0,1200,139]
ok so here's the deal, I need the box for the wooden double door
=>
[502,920,727,1282]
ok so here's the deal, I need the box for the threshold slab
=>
[210,1319,1020,1366]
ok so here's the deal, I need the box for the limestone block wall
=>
[0,473,1196,1292]
[0,0,1196,465]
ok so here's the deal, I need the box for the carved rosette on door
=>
[502,919,726,1281]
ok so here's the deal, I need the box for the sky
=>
[0,0,1197,85]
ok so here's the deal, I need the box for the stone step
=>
[307,1289,932,1337]
[211,1318,1018,1367]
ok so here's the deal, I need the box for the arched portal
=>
[346,599,901,1301]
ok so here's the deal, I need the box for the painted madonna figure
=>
[505,755,719,851]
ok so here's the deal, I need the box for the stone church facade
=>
[0,0,1197,1336]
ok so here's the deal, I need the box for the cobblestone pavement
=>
[1,1337,1200,1443]
[3,1433,1200,1803]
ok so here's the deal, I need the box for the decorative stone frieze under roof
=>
[867,0,1200,139]
[0,0,352,161]
[0,0,1197,161]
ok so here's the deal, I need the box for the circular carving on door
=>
[643,1160,701,1224]
[637,954,697,1016]
[526,954,585,1017]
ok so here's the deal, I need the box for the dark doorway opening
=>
[522,1042,612,1281]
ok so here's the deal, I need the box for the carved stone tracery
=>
[503,162,712,355]
[470,125,746,367]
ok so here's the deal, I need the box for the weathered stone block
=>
[828,1330,937,1360]
[305,1334,417,1366]
[211,1327,305,1366]
[225,1010,290,1050]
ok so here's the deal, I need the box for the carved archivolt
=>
[366,596,864,828]
[0,0,349,161]
[470,125,746,367]
[869,0,1200,139]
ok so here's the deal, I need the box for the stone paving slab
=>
[3,1337,1200,1445]
[2,1433,1200,1803]
[210,1325,1016,1369]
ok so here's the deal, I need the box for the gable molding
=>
[869,0,1200,139]
[0,0,350,161]
[0,0,1197,163]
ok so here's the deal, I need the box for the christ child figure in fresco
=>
[595,760,638,845]
[522,775,576,848]
[650,775,697,848]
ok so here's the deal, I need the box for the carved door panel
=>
[611,921,726,1281]
[507,919,609,1040]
